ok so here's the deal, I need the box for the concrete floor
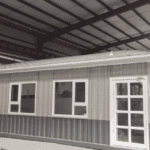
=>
[0,138,94,150]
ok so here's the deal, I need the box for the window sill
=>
[52,114,88,119]
[8,112,36,116]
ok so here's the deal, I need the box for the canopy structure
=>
[0,0,150,64]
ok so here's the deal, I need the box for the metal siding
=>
[53,68,89,79]
[37,70,53,117]
[0,74,10,114]
[110,63,147,76]
[10,72,38,81]
[147,62,150,124]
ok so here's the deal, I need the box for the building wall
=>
[0,62,148,150]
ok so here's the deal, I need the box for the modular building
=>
[0,50,149,150]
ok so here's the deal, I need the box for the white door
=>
[110,76,149,149]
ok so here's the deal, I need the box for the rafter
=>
[82,33,150,54]
[44,0,150,42]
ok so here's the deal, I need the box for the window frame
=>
[8,81,37,115]
[52,79,88,118]
[110,76,149,149]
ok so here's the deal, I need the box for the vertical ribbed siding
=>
[53,68,89,79]
[110,63,147,76]
[0,74,10,114]
[147,62,150,123]
[0,115,109,145]
[36,70,53,117]
[89,66,110,121]
[10,72,38,81]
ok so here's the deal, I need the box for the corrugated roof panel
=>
[45,41,80,56]
[101,0,125,9]
[68,5,93,20]
[79,0,106,15]
[136,4,150,14]
[127,42,149,51]
[33,0,62,15]
[138,39,150,49]
[54,11,79,24]
[18,5,54,21]
[70,30,104,45]
[107,16,139,36]
[8,12,54,32]
[50,0,76,9]
[139,11,150,24]
[61,34,94,47]
[121,11,150,33]
[0,5,13,14]
[117,45,131,50]
[81,25,94,32]
[88,29,116,42]
[1,0,24,8]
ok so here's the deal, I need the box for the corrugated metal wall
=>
[0,62,148,147]
[0,74,10,114]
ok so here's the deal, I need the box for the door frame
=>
[110,75,149,150]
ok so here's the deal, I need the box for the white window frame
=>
[52,79,88,118]
[110,76,149,150]
[8,81,37,115]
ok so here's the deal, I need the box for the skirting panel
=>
[0,115,109,145]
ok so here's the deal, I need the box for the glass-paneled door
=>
[110,76,149,149]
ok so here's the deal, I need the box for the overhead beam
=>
[44,0,150,42]
[82,33,150,55]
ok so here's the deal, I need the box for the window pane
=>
[116,83,127,95]
[131,130,144,144]
[117,98,128,110]
[131,114,143,127]
[10,104,18,112]
[55,82,72,115]
[75,106,86,115]
[131,98,143,111]
[11,85,18,102]
[21,83,35,113]
[130,83,143,95]
[75,82,85,102]
[117,113,128,126]
[117,128,128,142]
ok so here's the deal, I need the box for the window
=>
[9,81,37,115]
[53,79,88,118]
[110,76,149,149]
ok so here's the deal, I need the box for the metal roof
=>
[0,0,150,63]
[0,50,149,74]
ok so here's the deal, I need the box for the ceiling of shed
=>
[0,0,150,64]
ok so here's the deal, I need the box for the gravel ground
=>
[0,138,94,150]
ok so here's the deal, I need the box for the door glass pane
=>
[75,82,85,102]
[11,85,18,102]
[116,83,127,95]
[130,83,143,95]
[131,98,143,111]
[117,113,128,126]
[55,82,72,115]
[131,130,144,144]
[117,128,128,142]
[75,106,86,115]
[117,98,128,110]
[21,83,35,113]
[131,114,143,127]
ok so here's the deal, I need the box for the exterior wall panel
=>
[36,70,53,117]
[0,74,10,114]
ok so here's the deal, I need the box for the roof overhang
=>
[0,50,149,74]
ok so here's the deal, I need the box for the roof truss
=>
[43,0,150,42]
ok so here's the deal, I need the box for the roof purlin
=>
[44,0,150,42]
